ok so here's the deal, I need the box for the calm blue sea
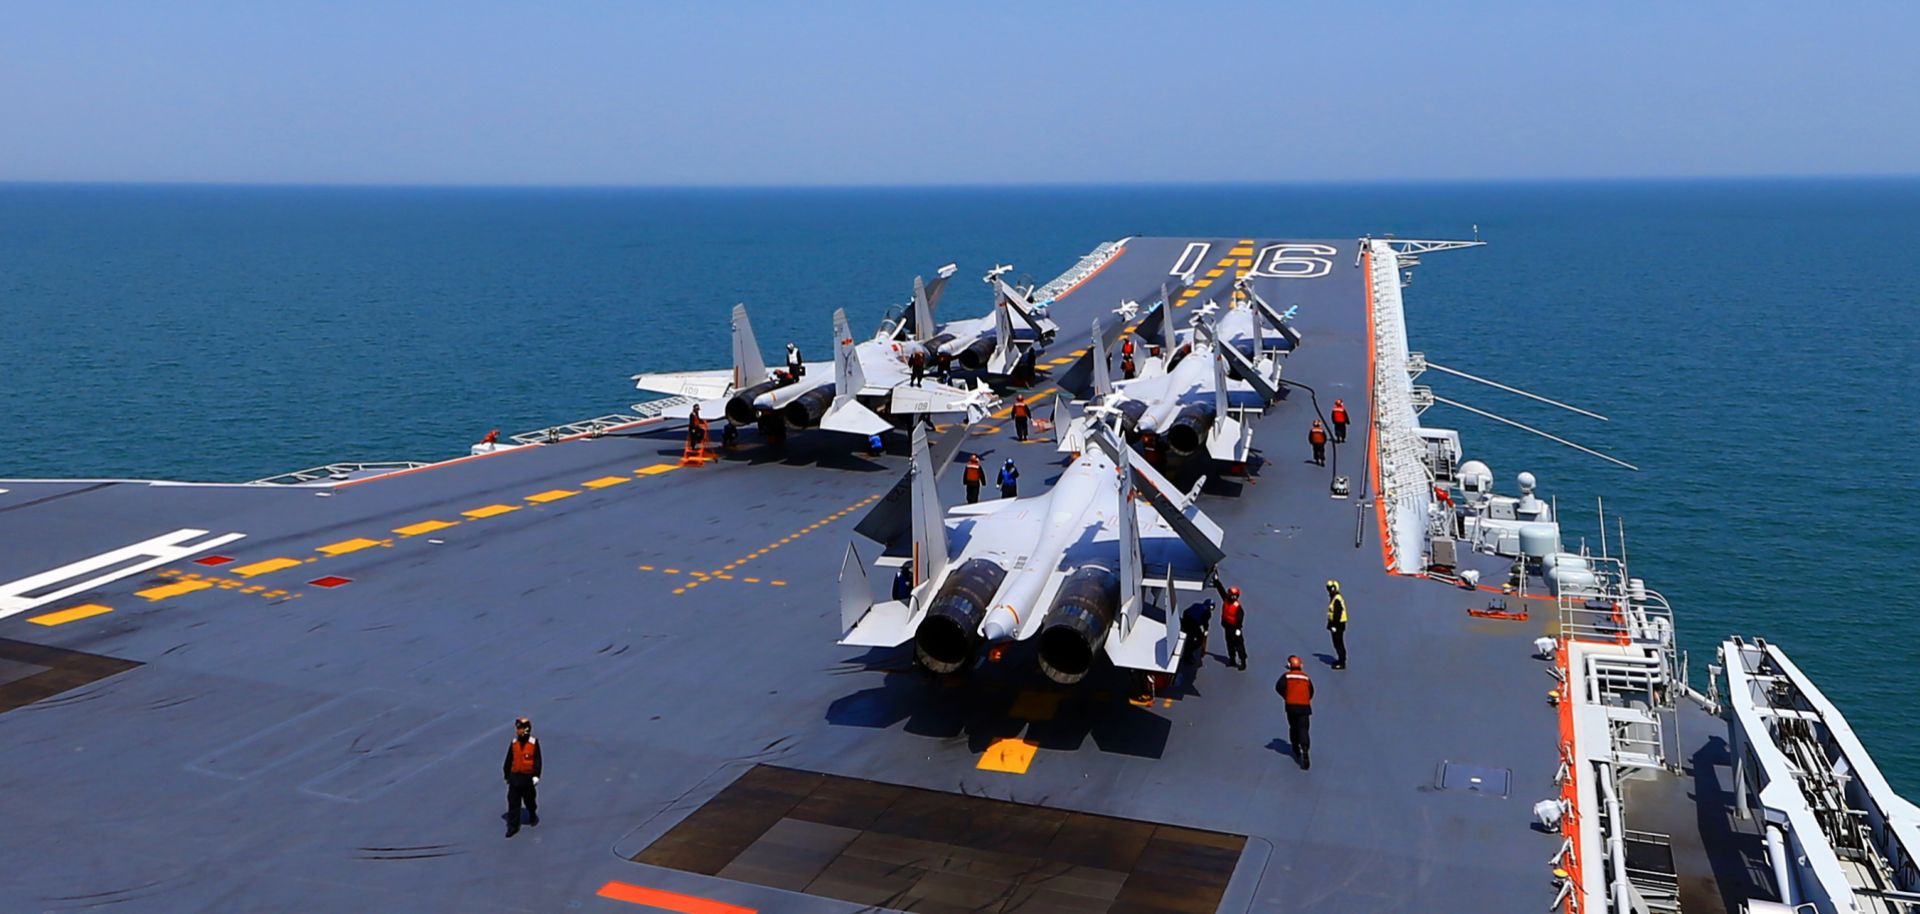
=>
[3,180,1917,787]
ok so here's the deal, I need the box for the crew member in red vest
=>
[1120,336,1136,359]
[962,455,985,504]
[1277,657,1315,769]
[908,349,926,387]
[1121,352,1136,380]
[687,405,709,452]
[503,716,543,837]
[1308,419,1329,466]
[1011,399,1031,442]
[1221,586,1247,670]
[1330,399,1350,443]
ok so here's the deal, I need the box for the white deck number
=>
[1252,243,1336,279]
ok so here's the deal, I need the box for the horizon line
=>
[4,173,1919,193]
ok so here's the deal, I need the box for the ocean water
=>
[3,180,1917,788]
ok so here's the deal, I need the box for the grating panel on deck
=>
[633,764,1246,914]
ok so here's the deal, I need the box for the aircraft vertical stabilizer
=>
[908,423,949,588]
[911,276,936,343]
[1090,319,1113,399]
[732,303,768,388]
[822,308,890,435]
[987,297,1018,375]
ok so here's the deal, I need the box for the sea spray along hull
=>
[0,236,1901,913]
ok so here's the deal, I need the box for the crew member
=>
[1121,335,1136,360]
[721,421,739,450]
[1140,431,1166,468]
[1326,579,1348,669]
[503,716,542,837]
[1011,399,1031,442]
[1221,586,1247,670]
[1121,352,1136,379]
[997,459,1019,499]
[908,349,926,387]
[963,455,986,503]
[787,342,805,378]
[892,565,913,602]
[1308,419,1328,466]
[1330,399,1350,443]
[1277,657,1314,769]
[936,350,954,384]
[867,432,885,457]
[687,405,709,452]
[481,428,500,446]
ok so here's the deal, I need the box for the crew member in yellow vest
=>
[1326,580,1348,670]
[503,716,543,837]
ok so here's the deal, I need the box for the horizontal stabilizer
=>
[947,499,1018,518]
[839,599,924,648]
[653,395,731,422]
[1212,329,1281,404]
[820,399,892,436]
[1058,317,1132,399]
[631,369,736,401]
[1104,613,1182,674]
[1090,428,1226,567]
[1206,415,1252,463]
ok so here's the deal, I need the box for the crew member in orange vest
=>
[1330,399,1350,443]
[688,405,709,452]
[1011,399,1031,442]
[1308,419,1328,466]
[962,455,985,504]
[908,349,926,387]
[1277,657,1315,769]
[1120,336,1136,359]
[503,716,543,837]
[1221,586,1247,670]
[1121,352,1136,379]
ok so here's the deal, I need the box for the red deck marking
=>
[308,575,353,588]
[595,881,755,914]
[193,555,235,567]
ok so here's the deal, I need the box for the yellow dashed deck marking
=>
[137,579,213,602]
[1228,247,1254,256]
[526,489,577,503]
[394,519,457,537]
[28,604,112,626]
[742,577,761,583]
[770,580,786,586]
[583,475,629,489]
[232,557,302,578]
[977,738,1038,774]
[635,464,677,476]
[316,537,384,556]
[463,504,520,519]
[1204,268,1225,278]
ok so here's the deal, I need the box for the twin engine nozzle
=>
[912,561,1121,685]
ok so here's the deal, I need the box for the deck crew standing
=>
[1326,580,1348,669]
[1308,419,1328,466]
[1330,399,1350,443]
[963,455,985,504]
[687,406,709,453]
[786,342,805,378]
[908,350,926,387]
[1221,586,1247,670]
[1277,656,1315,769]
[503,717,542,837]
[1011,399,1031,442]
[997,459,1019,498]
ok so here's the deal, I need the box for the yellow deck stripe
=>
[317,537,383,556]
[582,476,629,489]
[137,580,213,602]
[635,464,677,476]
[463,504,520,519]
[28,604,113,626]
[526,489,577,503]
[1228,247,1254,256]
[1204,268,1225,278]
[393,519,457,537]
[231,557,302,578]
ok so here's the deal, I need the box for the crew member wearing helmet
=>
[1277,656,1315,769]
[1221,586,1248,670]
[503,716,542,837]
[1326,580,1349,670]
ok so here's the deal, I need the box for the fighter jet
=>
[837,422,1226,684]
[1059,283,1297,463]
[631,304,995,436]
[880,264,1059,378]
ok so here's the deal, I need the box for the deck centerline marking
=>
[393,519,457,537]
[137,579,213,602]
[232,557,303,578]
[525,489,578,503]
[583,475,630,488]
[316,537,385,557]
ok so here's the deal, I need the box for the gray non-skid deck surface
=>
[1,238,1581,912]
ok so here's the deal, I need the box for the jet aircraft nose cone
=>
[981,605,1019,643]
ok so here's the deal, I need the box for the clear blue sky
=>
[3,2,1915,186]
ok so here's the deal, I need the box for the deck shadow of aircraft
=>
[825,648,1171,760]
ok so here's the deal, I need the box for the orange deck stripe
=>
[595,881,755,914]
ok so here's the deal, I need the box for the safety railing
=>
[1034,239,1129,303]
[1365,241,1433,574]
[250,461,431,485]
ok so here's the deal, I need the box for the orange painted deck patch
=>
[595,881,755,914]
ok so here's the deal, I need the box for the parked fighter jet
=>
[631,304,995,436]
[880,265,1059,377]
[838,422,1226,684]
[1059,285,1296,463]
